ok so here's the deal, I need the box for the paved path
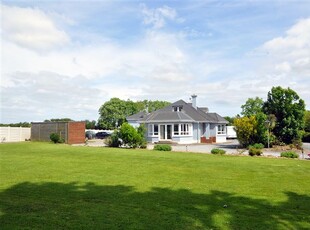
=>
[79,139,309,160]
[148,140,309,159]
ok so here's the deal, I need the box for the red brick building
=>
[31,121,85,144]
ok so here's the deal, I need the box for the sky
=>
[1,0,310,123]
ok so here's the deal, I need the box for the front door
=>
[167,125,172,139]
[160,125,165,140]
[159,124,172,140]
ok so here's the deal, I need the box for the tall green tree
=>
[223,116,235,126]
[263,86,305,144]
[98,98,170,129]
[44,118,73,122]
[304,111,310,132]
[135,100,170,113]
[98,98,138,129]
[241,97,264,117]
[85,120,97,129]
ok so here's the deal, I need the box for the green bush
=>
[248,143,264,149]
[249,147,262,156]
[104,131,121,147]
[139,140,147,149]
[280,151,299,158]
[211,148,226,155]
[50,133,63,144]
[119,123,147,148]
[153,144,172,151]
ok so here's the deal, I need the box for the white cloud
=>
[1,71,103,122]
[261,18,310,75]
[1,4,70,52]
[141,4,181,29]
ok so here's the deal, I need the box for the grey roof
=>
[143,111,194,123]
[135,99,228,124]
[126,111,147,121]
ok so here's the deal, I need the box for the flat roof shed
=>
[31,121,85,144]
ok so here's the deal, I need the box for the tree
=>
[119,123,146,148]
[263,86,305,144]
[223,116,235,126]
[304,111,310,132]
[98,98,138,130]
[303,111,310,142]
[241,97,264,117]
[234,116,258,147]
[85,120,97,129]
[135,100,170,113]
[44,118,73,122]
[98,98,170,129]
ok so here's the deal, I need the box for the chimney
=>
[191,94,197,109]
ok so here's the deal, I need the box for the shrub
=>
[280,151,299,158]
[104,131,121,147]
[139,140,147,149]
[119,123,147,148]
[153,144,172,151]
[249,147,262,156]
[248,143,264,149]
[50,133,63,143]
[211,148,226,155]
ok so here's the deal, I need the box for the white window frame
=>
[217,124,226,135]
[173,123,192,136]
[148,124,159,136]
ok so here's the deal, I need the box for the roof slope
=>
[132,99,228,124]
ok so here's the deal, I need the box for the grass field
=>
[0,142,309,229]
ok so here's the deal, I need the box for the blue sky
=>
[1,0,310,123]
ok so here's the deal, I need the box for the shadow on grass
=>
[0,182,309,229]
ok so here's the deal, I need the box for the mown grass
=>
[0,142,309,229]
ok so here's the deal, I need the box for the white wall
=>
[0,127,31,142]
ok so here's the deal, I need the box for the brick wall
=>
[200,136,216,144]
[68,122,85,144]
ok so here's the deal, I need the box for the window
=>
[173,123,191,136]
[174,124,179,135]
[148,124,158,136]
[154,124,158,135]
[180,124,190,135]
[173,106,183,112]
[217,125,226,134]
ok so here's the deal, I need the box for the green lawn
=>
[0,142,309,229]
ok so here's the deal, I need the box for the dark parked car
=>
[85,131,96,139]
[95,131,110,139]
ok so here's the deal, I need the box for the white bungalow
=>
[127,95,228,144]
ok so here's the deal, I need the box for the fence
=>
[0,127,31,143]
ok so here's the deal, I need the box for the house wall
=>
[147,136,159,143]
[210,124,217,136]
[172,136,194,144]
[203,123,210,138]
[128,120,140,128]
[192,123,199,143]
[216,134,227,143]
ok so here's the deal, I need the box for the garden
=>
[1,142,309,229]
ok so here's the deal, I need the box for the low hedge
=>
[153,144,172,151]
[248,143,264,149]
[211,148,226,155]
[249,147,262,156]
[280,151,299,158]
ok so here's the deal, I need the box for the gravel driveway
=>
[80,139,309,160]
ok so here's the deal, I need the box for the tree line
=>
[232,86,308,147]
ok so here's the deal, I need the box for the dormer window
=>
[173,106,183,112]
